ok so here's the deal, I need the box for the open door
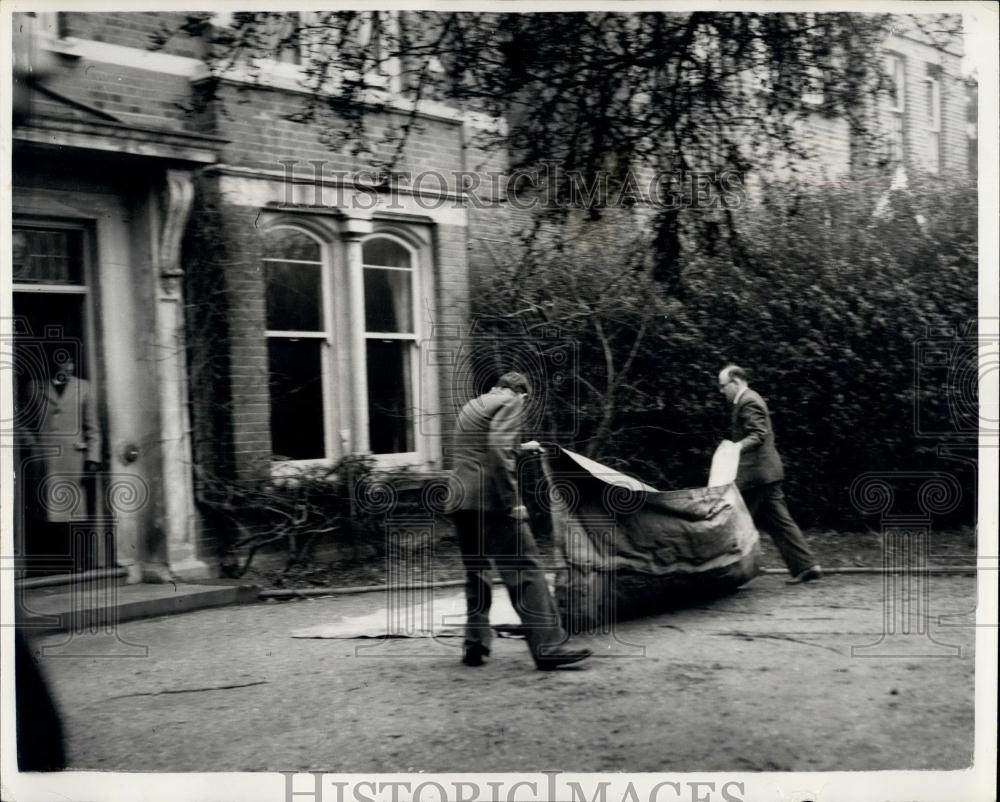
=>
[12,223,111,576]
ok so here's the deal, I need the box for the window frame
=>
[262,220,435,476]
[11,219,103,437]
[924,74,941,174]
[263,224,335,468]
[360,232,422,465]
[886,53,906,113]
[885,53,906,164]
[212,11,402,94]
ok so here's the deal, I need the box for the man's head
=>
[495,371,530,398]
[49,351,76,384]
[718,364,748,403]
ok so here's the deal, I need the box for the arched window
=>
[363,235,416,455]
[264,227,327,461]
[260,223,432,467]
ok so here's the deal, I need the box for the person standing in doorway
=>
[447,372,592,670]
[718,364,822,584]
[24,350,102,570]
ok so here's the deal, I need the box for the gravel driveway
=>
[29,573,977,773]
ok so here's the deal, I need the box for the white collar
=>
[733,386,748,406]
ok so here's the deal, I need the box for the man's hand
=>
[510,505,530,522]
[519,440,543,453]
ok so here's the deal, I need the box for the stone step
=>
[16,581,260,634]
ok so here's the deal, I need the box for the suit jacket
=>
[447,390,525,513]
[730,388,785,490]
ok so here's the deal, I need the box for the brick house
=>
[7,11,969,582]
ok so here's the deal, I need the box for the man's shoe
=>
[535,647,593,671]
[462,644,490,667]
[786,565,823,585]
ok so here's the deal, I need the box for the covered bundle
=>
[540,447,760,632]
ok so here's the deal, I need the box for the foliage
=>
[156,11,965,283]
[472,173,978,527]
[162,12,975,531]
[158,11,951,172]
[195,455,423,577]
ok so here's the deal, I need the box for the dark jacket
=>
[731,388,785,490]
[447,390,525,513]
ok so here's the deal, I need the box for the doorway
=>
[12,223,111,576]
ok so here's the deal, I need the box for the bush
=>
[195,455,425,577]
[473,173,978,528]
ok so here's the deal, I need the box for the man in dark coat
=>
[719,364,822,584]
[27,354,102,524]
[447,372,592,669]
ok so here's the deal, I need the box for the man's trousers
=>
[740,482,816,577]
[450,509,569,662]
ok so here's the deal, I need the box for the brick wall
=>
[199,82,465,182]
[43,59,195,132]
[62,12,206,59]
[182,181,272,483]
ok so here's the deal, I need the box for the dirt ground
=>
[28,571,979,773]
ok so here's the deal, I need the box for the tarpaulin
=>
[539,447,760,632]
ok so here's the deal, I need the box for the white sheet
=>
[708,439,741,487]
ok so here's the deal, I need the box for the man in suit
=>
[719,364,822,584]
[447,372,592,670]
[23,352,102,572]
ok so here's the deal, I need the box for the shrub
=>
[195,455,425,576]
[472,173,978,527]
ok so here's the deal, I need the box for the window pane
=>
[12,228,83,285]
[926,80,940,129]
[263,228,321,262]
[889,113,904,162]
[367,339,414,454]
[363,238,410,268]
[265,261,322,331]
[928,132,940,174]
[269,338,325,460]
[364,267,413,332]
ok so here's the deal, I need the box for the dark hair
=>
[721,364,748,383]
[497,371,530,394]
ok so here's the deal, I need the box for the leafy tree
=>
[156,11,971,278]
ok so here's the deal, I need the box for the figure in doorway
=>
[23,349,103,572]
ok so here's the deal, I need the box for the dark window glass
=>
[269,338,325,460]
[263,228,321,262]
[265,261,322,331]
[11,228,84,285]
[362,237,410,268]
[367,339,413,454]
[364,267,412,333]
